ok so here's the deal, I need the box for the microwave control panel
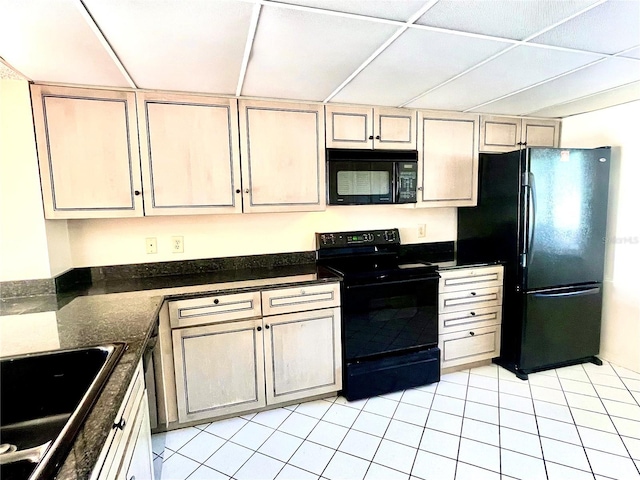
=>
[316,229,399,248]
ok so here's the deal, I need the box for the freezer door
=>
[520,284,602,371]
[524,148,610,289]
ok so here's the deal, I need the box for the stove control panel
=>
[316,229,400,248]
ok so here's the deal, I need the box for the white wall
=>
[561,100,640,373]
[0,79,54,280]
[68,206,457,267]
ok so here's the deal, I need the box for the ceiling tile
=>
[619,46,640,60]
[241,5,398,101]
[415,0,599,40]
[407,45,602,111]
[528,81,640,118]
[83,0,254,93]
[530,0,640,54]
[331,28,507,107]
[471,56,640,115]
[270,0,427,21]
[0,0,128,86]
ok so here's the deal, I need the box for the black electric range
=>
[316,229,441,400]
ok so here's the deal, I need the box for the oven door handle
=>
[345,276,439,290]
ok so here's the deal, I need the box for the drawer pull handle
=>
[470,331,475,336]
[470,292,476,296]
[113,418,126,430]
[265,324,270,329]
[256,326,262,332]
[470,311,476,316]
[213,299,219,304]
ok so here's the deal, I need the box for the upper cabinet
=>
[239,100,326,213]
[31,85,143,219]
[137,92,242,216]
[479,115,561,153]
[325,105,416,150]
[418,111,479,207]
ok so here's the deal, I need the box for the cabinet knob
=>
[375,135,380,140]
[265,324,270,329]
[470,292,476,296]
[113,418,126,430]
[213,299,219,305]
[256,326,262,332]
[470,331,475,336]
[245,188,250,194]
[417,186,423,191]
[368,135,374,140]
[470,311,476,316]
[134,190,141,196]
[235,189,241,194]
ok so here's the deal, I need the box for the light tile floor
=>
[152,361,640,480]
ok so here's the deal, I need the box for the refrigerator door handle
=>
[532,286,601,298]
[527,173,536,262]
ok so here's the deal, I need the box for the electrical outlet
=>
[171,236,184,253]
[146,237,157,254]
[418,224,426,238]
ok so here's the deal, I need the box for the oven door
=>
[342,276,439,361]
[328,160,394,205]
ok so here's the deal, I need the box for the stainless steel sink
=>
[0,343,126,480]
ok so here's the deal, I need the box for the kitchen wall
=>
[67,206,457,267]
[561,100,640,373]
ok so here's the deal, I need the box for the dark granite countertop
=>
[0,263,341,480]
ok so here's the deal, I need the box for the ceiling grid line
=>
[236,2,262,97]
[322,0,440,103]
[75,0,137,89]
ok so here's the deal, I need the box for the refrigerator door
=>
[523,148,610,290]
[520,283,602,371]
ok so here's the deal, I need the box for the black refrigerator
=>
[457,147,611,379]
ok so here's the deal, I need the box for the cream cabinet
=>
[417,111,479,207]
[239,100,326,213]
[137,92,242,215]
[91,361,153,480]
[262,284,342,405]
[31,85,143,219]
[325,105,416,150]
[479,116,561,153]
[438,265,504,369]
[167,282,341,424]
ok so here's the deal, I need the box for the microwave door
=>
[329,161,393,205]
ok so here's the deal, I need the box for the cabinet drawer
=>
[439,286,502,314]
[439,305,502,335]
[169,291,261,328]
[262,282,340,316]
[439,265,503,292]
[439,325,501,369]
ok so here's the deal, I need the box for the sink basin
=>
[0,343,126,480]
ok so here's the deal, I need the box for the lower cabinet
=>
[438,265,504,369]
[168,282,342,424]
[91,361,153,480]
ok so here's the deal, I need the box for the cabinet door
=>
[31,85,142,219]
[374,107,416,150]
[522,118,560,148]
[479,115,522,153]
[239,100,326,213]
[325,105,373,148]
[172,319,266,423]
[419,111,478,206]
[264,308,341,405]
[137,92,242,215]
[117,395,153,480]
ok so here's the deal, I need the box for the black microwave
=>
[327,148,418,205]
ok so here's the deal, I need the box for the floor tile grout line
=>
[526,366,549,479]
[609,363,640,409]
[555,365,597,477]
[452,369,472,478]
[405,379,437,478]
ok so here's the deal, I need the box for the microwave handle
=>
[394,162,400,203]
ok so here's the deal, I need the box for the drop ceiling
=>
[1,0,639,118]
